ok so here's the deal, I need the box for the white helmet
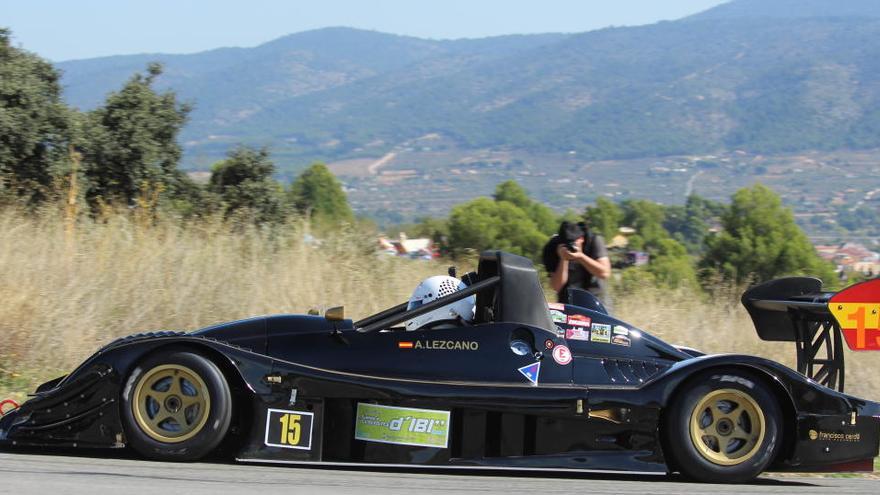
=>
[404,276,475,331]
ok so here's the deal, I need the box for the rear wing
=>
[741,277,880,392]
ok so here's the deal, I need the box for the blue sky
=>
[3,0,726,61]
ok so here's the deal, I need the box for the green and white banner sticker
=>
[354,403,450,448]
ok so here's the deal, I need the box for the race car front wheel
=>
[122,349,232,461]
[664,369,782,483]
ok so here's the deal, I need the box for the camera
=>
[558,221,588,253]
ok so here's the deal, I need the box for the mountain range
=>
[55,0,880,171]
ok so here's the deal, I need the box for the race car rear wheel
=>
[664,369,781,483]
[122,350,232,461]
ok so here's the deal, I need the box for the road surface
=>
[1,451,877,495]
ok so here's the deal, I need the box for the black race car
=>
[1,251,878,483]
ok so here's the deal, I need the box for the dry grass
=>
[0,209,440,400]
[1,209,878,404]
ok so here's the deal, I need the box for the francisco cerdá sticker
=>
[355,403,450,448]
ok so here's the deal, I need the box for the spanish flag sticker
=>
[828,279,880,351]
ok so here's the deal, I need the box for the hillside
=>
[260,18,880,161]
[56,29,568,165]
[55,0,880,169]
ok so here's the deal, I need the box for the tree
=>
[447,197,546,258]
[620,199,668,250]
[493,180,557,234]
[584,197,623,240]
[606,198,700,290]
[0,28,72,203]
[289,163,354,227]
[644,238,699,289]
[80,63,190,207]
[406,217,450,245]
[209,146,285,224]
[663,194,726,254]
[701,184,836,284]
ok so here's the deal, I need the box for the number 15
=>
[279,413,301,445]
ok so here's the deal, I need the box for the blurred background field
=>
[2,209,877,403]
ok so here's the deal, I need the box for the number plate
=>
[264,408,314,450]
[830,302,880,351]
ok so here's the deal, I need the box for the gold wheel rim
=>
[132,364,211,443]
[689,388,766,466]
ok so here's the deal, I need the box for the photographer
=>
[542,221,612,306]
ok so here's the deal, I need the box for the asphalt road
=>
[1,451,878,495]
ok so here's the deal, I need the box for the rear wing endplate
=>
[741,277,880,393]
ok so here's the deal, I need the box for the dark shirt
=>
[542,233,609,303]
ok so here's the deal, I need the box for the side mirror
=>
[325,306,345,321]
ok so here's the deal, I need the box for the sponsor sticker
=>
[565,327,590,341]
[552,345,572,365]
[518,362,541,386]
[554,324,566,337]
[591,323,611,343]
[544,339,555,350]
[567,314,591,327]
[355,403,450,448]
[613,325,629,336]
[548,303,565,311]
[611,335,631,347]
[264,408,315,450]
[549,310,567,323]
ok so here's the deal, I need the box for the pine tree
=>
[81,63,190,207]
[289,163,354,227]
[209,146,285,224]
[701,184,836,284]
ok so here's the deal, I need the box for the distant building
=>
[815,242,880,275]
[378,233,436,260]
[606,227,649,268]
[607,226,636,249]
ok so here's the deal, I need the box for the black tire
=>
[122,349,232,461]
[664,369,782,483]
